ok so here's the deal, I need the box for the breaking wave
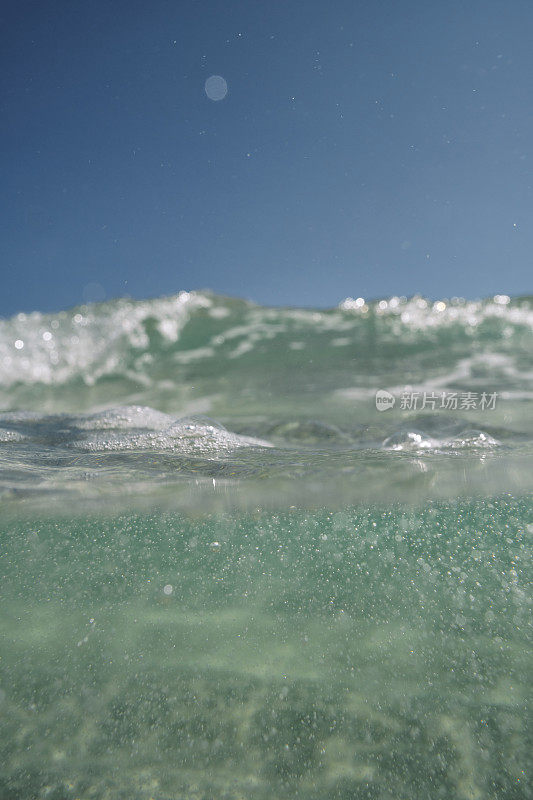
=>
[0,292,532,510]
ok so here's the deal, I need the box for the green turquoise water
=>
[0,293,532,798]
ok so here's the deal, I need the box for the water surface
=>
[1,292,532,798]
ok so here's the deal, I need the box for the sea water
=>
[0,292,532,799]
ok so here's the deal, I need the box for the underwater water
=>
[0,291,532,799]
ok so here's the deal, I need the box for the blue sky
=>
[1,0,532,316]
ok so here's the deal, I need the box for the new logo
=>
[375,390,396,411]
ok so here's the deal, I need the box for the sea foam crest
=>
[0,291,211,388]
[339,294,533,331]
[381,428,501,451]
[0,292,531,407]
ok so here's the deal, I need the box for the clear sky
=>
[1,0,532,316]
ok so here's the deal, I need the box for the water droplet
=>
[205,75,228,101]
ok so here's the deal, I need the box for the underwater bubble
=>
[173,415,228,432]
[381,430,438,451]
[446,429,501,449]
[76,406,174,431]
[164,416,271,452]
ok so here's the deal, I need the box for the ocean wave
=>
[0,292,532,509]
[0,292,531,403]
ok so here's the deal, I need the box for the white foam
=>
[382,430,439,451]
[0,291,211,388]
[65,408,272,453]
